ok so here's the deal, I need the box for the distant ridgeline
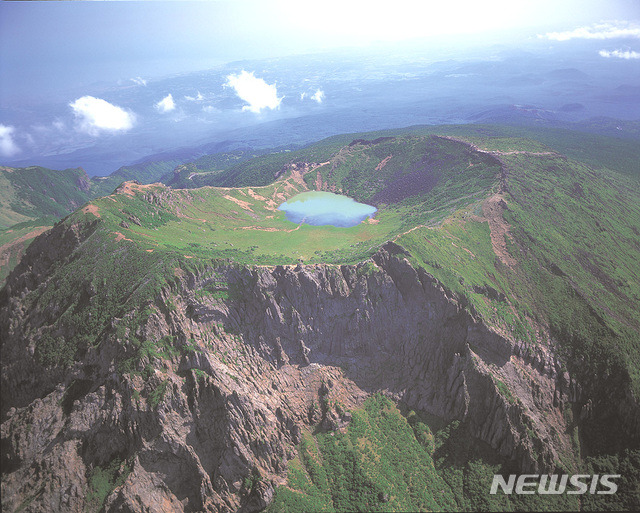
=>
[1,123,640,512]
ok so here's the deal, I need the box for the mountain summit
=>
[1,126,639,512]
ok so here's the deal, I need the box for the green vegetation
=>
[267,394,457,512]
[582,450,640,511]
[0,166,93,226]
[0,218,56,282]
[85,457,132,512]
[109,159,183,185]
[18,127,640,405]
[28,228,187,369]
[148,380,169,409]
[193,123,639,193]
[90,158,186,198]
[164,148,273,188]
[71,175,404,265]
[1,156,190,281]
[4,124,640,511]
[494,378,517,405]
[304,136,499,211]
[399,216,537,348]
[269,395,579,512]
[118,336,180,377]
[0,217,56,246]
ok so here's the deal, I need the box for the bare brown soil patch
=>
[239,226,280,232]
[113,232,134,243]
[246,189,267,202]
[116,183,138,196]
[375,155,393,171]
[482,194,517,268]
[115,181,159,197]
[394,224,427,240]
[289,168,307,187]
[82,204,101,218]
[224,195,253,211]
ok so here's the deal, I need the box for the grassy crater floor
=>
[81,178,404,266]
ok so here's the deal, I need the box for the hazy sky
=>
[1,0,638,102]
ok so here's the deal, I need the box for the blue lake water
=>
[278,191,377,228]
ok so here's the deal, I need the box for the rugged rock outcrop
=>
[216,242,570,474]
[2,230,576,512]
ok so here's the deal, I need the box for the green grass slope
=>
[0,156,187,281]
[69,175,398,266]
[0,165,98,281]
[162,149,260,189]
[4,126,639,510]
[0,165,93,227]
[268,394,580,512]
[54,135,503,266]
[0,219,55,283]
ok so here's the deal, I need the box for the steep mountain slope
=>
[0,220,54,284]
[0,165,96,282]
[0,165,93,227]
[1,130,639,512]
[1,159,184,282]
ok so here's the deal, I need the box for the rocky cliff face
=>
[1,225,577,512]
[219,242,572,473]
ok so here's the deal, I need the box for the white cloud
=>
[300,89,325,103]
[225,70,282,113]
[0,124,20,157]
[70,96,135,136]
[311,89,325,103]
[541,21,640,41]
[131,77,147,86]
[202,105,217,113]
[185,92,204,101]
[599,49,640,59]
[155,94,176,113]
